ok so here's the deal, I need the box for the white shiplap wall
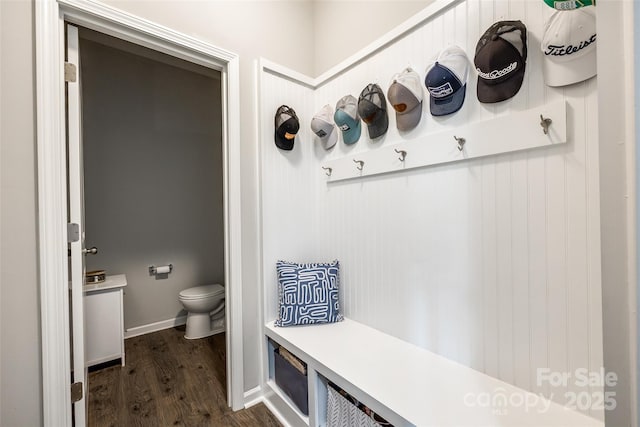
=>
[260,72,317,322]
[259,0,603,419]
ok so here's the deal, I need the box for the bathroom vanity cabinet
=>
[84,274,127,367]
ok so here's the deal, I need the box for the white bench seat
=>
[265,318,603,427]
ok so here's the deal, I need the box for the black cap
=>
[274,105,300,150]
[474,20,527,103]
[357,83,389,139]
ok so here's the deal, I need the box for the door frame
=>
[35,0,244,425]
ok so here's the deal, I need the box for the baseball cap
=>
[334,95,361,145]
[541,7,596,87]
[311,104,338,150]
[274,105,299,151]
[543,0,595,10]
[358,83,389,139]
[474,20,527,103]
[424,45,470,116]
[387,68,423,131]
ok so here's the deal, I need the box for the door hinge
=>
[67,223,80,243]
[64,62,77,82]
[71,381,83,403]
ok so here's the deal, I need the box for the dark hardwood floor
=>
[88,328,281,427]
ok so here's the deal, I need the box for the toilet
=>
[178,283,225,339]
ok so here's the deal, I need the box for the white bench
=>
[264,318,603,427]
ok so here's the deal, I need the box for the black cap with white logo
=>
[474,20,527,103]
[274,105,300,151]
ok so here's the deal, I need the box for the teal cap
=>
[334,95,361,145]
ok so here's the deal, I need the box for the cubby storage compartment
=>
[326,382,390,427]
[274,346,309,416]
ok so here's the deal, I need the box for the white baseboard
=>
[124,315,187,339]
[242,384,295,426]
[262,395,296,427]
[243,385,263,408]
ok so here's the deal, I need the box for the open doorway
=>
[36,2,244,423]
[75,27,231,425]
[78,28,225,339]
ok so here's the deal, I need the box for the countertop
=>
[84,274,127,293]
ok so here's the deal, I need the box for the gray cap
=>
[387,68,423,131]
[311,104,338,150]
[358,83,389,139]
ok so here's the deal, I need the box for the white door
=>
[67,23,89,427]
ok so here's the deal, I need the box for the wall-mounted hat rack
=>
[322,99,567,183]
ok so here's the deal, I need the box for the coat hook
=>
[321,166,332,176]
[353,159,364,171]
[540,114,552,135]
[454,135,466,151]
[394,148,407,161]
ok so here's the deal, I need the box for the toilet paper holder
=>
[149,264,173,275]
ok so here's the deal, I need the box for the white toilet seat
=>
[179,283,224,300]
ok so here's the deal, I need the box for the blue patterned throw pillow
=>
[275,260,343,327]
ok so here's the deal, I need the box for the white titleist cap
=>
[541,6,596,87]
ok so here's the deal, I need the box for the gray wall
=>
[0,1,42,426]
[312,0,434,75]
[80,36,224,330]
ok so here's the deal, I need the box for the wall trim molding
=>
[261,394,297,427]
[259,0,461,88]
[124,315,187,339]
[35,1,70,424]
[243,386,263,408]
[124,316,225,340]
[35,0,244,424]
[625,2,639,425]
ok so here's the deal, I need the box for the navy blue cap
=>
[424,46,469,116]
